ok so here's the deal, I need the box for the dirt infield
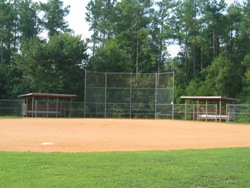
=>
[0,118,250,152]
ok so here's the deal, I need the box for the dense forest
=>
[0,0,250,103]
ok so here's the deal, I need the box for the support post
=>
[172,71,175,120]
[184,101,187,120]
[47,97,49,117]
[206,100,208,122]
[155,72,158,119]
[105,72,107,118]
[220,99,222,122]
[84,69,87,118]
[69,98,73,117]
[35,100,37,117]
[130,72,132,118]
[56,98,58,117]
[197,100,199,121]
[226,104,229,122]
[32,96,34,118]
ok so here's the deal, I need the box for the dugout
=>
[18,93,76,117]
[181,96,238,122]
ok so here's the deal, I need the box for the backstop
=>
[84,71,175,118]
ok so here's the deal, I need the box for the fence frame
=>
[84,71,175,118]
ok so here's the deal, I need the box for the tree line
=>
[1,0,250,103]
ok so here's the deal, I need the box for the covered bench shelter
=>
[181,96,238,122]
[18,93,76,117]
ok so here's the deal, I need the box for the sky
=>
[34,0,244,56]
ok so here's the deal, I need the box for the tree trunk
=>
[136,34,139,73]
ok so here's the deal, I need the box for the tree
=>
[202,55,240,97]
[40,0,70,37]
[13,34,88,99]
[86,0,118,56]
[18,0,41,41]
[115,0,154,73]
[152,0,178,73]
[86,0,156,73]
[0,0,16,65]
[200,0,227,61]
[238,52,250,102]
[88,38,130,72]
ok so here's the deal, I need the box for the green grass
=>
[0,148,250,188]
[0,116,21,119]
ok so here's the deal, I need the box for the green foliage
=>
[1,0,250,103]
[0,148,250,187]
[185,78,206,96]
[13,34,88,99]
[110,104,125,118]
[89,38,130,72]
[202,55,241,97]
[238,53,250,102]
[40,0,70,37]
[18,0,41,41]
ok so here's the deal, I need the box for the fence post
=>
[172,71,175,120]
[185,102,187,120]
[130,72,132,118]
[226,104,229,122]
[105,72,107,118]
[155,72,158,119]
[84,69,87,118]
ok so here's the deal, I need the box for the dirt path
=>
[0,118,249,152]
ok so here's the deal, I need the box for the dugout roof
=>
[18,93,76,99]
[181,96,238,103]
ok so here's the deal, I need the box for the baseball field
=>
[0,118,250,152]
[0,118,250,187]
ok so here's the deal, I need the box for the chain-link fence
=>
[0,99,250,123]
[227,104,249,122]
[0,99,23,117]
[84,71,175,118]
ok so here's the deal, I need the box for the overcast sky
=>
[33,0,244,56]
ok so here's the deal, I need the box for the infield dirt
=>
[0,118,250,152]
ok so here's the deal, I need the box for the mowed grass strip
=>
[0,116,21,119]
[0,148,249,188]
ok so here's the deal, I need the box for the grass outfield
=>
[0,148,249,187]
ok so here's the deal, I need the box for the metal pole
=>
[47,97,49,117]
[130,72,132,118]
[216,104,218,122]
[105,72,107,118]
[206,100,208,121]
[185,101,187,120]
[56,98,58,117]
[155,72,158,119]
[35,99,37,118]
[226,104,229,122]
[220,100,222,122]
[32,96,34,118]
[193,104,195,121]
[69,98,73,117]
[172,71,175,120]
[197,100,199,121]
[84,69,87,118]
